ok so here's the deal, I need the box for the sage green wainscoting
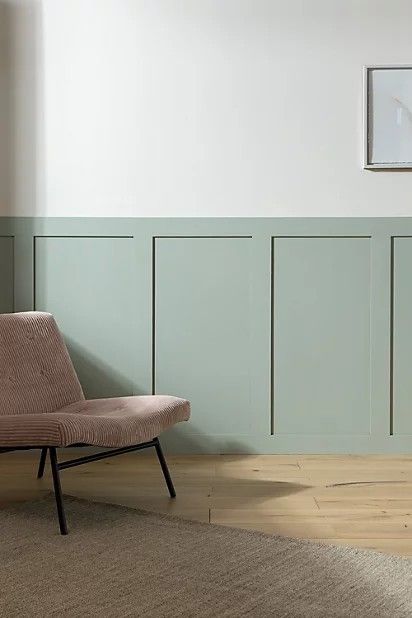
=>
[0,236,14,313]
[34,237,145,399]
[393,237,412,437]
[273,237,371,436]
[0,217,411,453]
[155,237,258,443]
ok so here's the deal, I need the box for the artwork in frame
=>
[364,65,412,169]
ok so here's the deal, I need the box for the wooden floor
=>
[1,452,412,557]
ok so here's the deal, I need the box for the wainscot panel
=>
[392,237,412,436]
[0,236,14,313]
[34,236,148,398]
[272,237,371,436]
[0,217,411,453]
[154,237,255,445]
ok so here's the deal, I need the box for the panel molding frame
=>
[271,235,373,438]
[151,234,253,399]
[390,235,412,437]
[33,234,150,398]
[153,235,261,438]
[0,235,15,313]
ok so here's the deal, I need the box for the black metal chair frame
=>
[0,437,175,535]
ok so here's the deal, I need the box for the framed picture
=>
[364,65,412,169]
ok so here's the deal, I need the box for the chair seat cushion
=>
[0,396,190,448]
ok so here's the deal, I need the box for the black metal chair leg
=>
[37,447,48,479]
[154,438,176,498]
[49,447,68,535]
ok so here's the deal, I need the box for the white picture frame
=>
[364,65,412,169]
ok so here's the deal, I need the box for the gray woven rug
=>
[0,495,411,617]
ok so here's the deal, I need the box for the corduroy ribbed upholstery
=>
[0,312,190,448]
[0,312,84,416]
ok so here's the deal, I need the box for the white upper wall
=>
[2,0,412,216]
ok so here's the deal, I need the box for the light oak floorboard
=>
[1,452,412,556]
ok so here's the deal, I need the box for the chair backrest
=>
[0,312,84,415]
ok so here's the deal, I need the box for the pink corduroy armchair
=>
[0,311,190,534]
